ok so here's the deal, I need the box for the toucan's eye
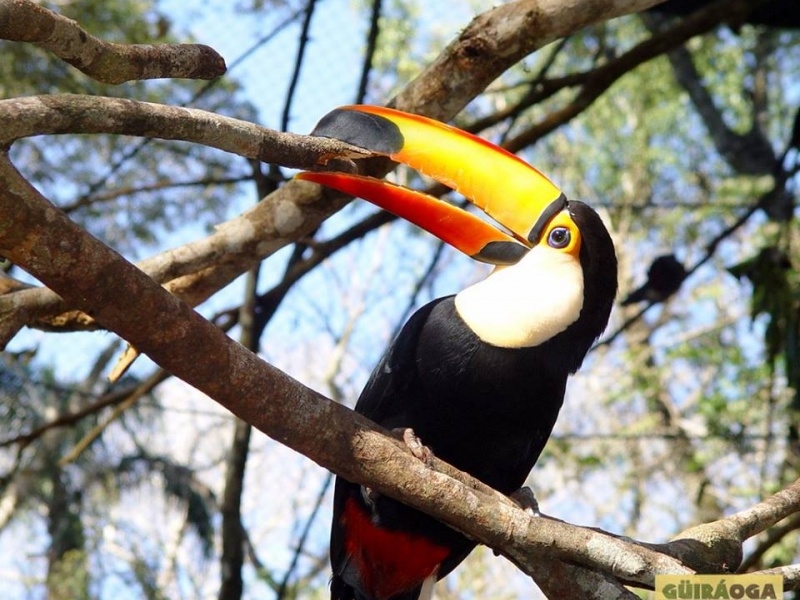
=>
[547,227,571,249]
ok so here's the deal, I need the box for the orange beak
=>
[297,105,567,265]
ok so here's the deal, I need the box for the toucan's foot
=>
[510,486,540,517]
[361,485,380,512]
[361,428,432,512]
[392,427,434,465]
[494,487,541,556]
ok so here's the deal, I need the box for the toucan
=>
[297,105,618,600]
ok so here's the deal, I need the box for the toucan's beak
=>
[296,105,567,265]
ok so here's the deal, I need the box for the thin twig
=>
[355,0,384,104]
[73,6,303,205]
[0,0,226,83]
[596,198,762,348]
[281,0,318,133]
[275,473,333,600]
[58,369,170,466]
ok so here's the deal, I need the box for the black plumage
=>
[330,202,617,600]
[649,0,800,29]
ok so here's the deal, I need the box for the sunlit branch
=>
[739,513,800,572]
[0,0,226,83]
[0,149,695,593]
[0,95,369,166]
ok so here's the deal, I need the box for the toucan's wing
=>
[353,298,446,424]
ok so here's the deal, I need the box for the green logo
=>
[655,575,782,599]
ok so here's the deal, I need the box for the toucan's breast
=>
[454,245,585,349]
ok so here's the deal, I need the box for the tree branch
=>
[355,0,384,104]
[391,0,667,118]
[281,0,318,133]
[0,95,369,166]
[663,478,800,574]
[0,377,154,450]
[0,0,226,83]
[739,513,800,572]
[32,136,800,600]
[0,147,695,593]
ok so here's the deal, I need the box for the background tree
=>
[1,0,799,598]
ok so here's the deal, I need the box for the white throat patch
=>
[454,245,584,349]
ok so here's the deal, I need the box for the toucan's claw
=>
[509,486,541,517]
[392,427,434,466]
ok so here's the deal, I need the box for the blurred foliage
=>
[729,247,799,404]
[117,452,216,557]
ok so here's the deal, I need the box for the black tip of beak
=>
[474,241,529,265]
[311,108,404,155]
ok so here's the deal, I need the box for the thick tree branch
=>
[0,95,369,165]
[0,0,226,83]
[0,150,695,595]
[10,140,800,595]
